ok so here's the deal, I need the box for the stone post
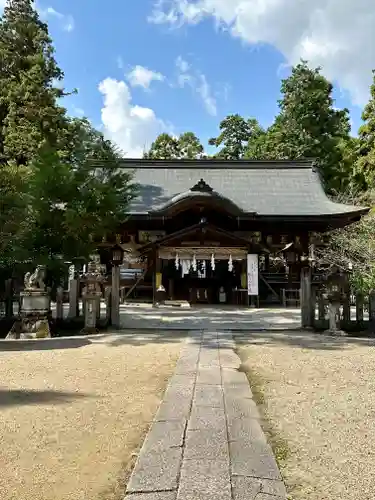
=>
[68,278,79,318]
[56,286,64,321]
[300,266,312,328]
[111,265,120,328]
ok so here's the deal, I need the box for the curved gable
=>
[149,178,250,216]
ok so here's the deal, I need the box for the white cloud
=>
[40,6,75,32]
[174,56,217,115]
[150,0,375,106]
[126,65,165,89]
[98,78,169,158]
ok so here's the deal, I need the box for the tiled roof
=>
[119,159,366,217]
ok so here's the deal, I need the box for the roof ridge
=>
[113,158,315,169]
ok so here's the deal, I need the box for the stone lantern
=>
[324,266,347,336]
[81,259,107,333]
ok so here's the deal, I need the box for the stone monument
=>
[7,265,51,339]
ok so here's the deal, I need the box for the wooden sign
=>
[247,254,259,296]
[138,230,165,243]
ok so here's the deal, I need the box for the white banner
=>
[247,254,259,296]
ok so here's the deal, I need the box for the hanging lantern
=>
[228,255,233,272]
[192,254,197,271]
[175,253,180,270]
[211,253,215,271]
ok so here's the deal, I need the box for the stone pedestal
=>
[6,290,51,339]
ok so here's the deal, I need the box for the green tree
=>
[178,132,204,159]
[209,114,257,159]
[0,163,30,270]
[318,211,375,295]
[25,134,136,266]
[355,70,375,190]
[0,0,68,165]
[144,133,180,159]
[0,1,136,282]
[144,131,204,159]
[265,61,351,192]
[243,119,267,160]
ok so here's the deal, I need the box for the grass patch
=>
[236,347,291,471]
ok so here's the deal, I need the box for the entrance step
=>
[163,300,191,308]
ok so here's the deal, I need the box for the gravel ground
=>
[0,331,184,500]
[236,331,375,500]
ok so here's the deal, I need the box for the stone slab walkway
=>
[125,330,287,500]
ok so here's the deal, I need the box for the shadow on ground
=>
[0,389,91,407]
[235,330,375,351]
[0,337,92,351]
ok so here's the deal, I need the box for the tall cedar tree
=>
[0,0,67,164]
[355,70,375,190]
[0,0,136,279]
[267,61,351,193]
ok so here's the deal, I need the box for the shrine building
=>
[98,159,368,307]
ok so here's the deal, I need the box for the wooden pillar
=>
[241,258,248,306]
[300,266,312,328]
[153,251,162,306]
[355,294,364,323]
[342,274,351,324]
[104,286,112,325]
[111,265,120,328]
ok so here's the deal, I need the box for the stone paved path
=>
[125,330,287,500]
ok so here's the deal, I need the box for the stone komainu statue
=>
[24,265,46,291]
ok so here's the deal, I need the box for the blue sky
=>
[7,1,374,155]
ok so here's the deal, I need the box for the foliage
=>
[209,114,265,160]
[317,213,375,294]
[0,0,136,284]
[0,162,31,269]
[25,141,135,266]
[178,132,204,159]
[355,70,375,189]
[144,131,204,159]
[0,0,68,165]
[264,61,352,193]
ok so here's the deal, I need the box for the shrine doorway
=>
[162,258,242,305]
